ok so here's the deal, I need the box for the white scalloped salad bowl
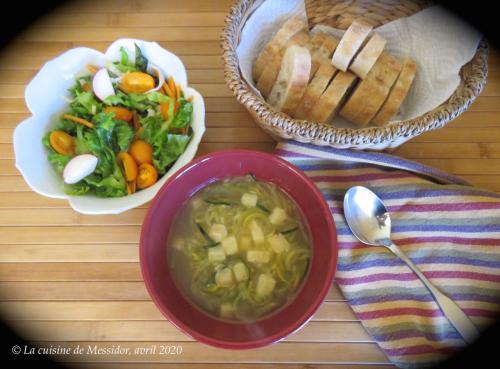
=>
[13,38,206,214]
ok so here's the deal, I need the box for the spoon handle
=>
[387,242,480,344]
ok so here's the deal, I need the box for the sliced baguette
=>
[331,19,373,72]
[340,52,402,126]
[350,33,387,79]
[257,31,311,98]
[309,71,358,123]
[295,62,337,119]
[372,57,417,126]
[252,16,306,82]
[310,31,327,53]
[286,31,311,51]
[310,35,340,79]
[267,45,311,117]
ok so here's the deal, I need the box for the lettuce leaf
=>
[47,152,72,174]
[69,91,101,119]
[93,111,134,152]
[171,99,193,129]
[83,160,127,198]
[152,133,191,174]
[69,76,92,97]
[73,122,127,197]
[64,181,90,196]
[54,119,78,135]
[138,98,192,175]
[113,46,137,73]
[104,91,149,111]
[146,91,170,104]
[135,43,148,72]
[104,91,170,112]
[115,122,134,151]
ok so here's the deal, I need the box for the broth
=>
[167,175,311,321]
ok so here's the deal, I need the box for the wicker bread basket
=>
[221,0,488,150]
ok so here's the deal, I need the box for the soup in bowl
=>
[140,150,337,348]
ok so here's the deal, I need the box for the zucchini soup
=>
[167,174,312,321]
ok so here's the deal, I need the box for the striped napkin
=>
[275,141,500,368]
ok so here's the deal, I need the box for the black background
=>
[1,1,499,368]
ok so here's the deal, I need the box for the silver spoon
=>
[343,186,479,344]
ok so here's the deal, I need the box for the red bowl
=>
[140,150,337,349]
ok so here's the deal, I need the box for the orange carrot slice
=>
[168,77,176,99]
[162,82,174,98]
[175,83,182,100]
[160,101,170,120]
[86,64,98,74]
[62,114,94,129]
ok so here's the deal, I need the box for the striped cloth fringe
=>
[275,141,500,368]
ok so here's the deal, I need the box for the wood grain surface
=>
[0,0,498,368]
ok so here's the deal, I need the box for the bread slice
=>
[340,52,402,126]
[310,32,327,53]
[287,31,312,50]
[309,71,358,123]
[350,33,387,79]
[257,31,311,98]
[372,57,417,126]
[310,35,340,79]
[252,17,306,82]
[295,62,337,119]
[331,19,373,72]
[267,46,311,117]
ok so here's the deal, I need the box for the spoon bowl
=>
[343,186,392,246]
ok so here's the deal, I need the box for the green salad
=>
[42,44,193,197]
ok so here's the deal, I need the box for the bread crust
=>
[372,57,417,125]
[252,17,307,82]
[257,31,311,98]
[340,52,402,126]
[350,33,387,79]
[332,19,373,72]
[267,46,312,116]
[310,71,358,123]
[310,35,340,79]
[295,62,337,119]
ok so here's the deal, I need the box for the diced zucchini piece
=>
[219,303,234,319]
[269,207,288,225]
[221,235,238,255]
[232,262,249,282]
[267,233,291,254]
[208,245,226,262]
[209,224,228,242]
[241,192,258,207]
[215,267,234,287]
[250,220,265,244]
[247,250,270,263]
[256,274,276,297]
[239,235,252,249]
[191,197,204,209]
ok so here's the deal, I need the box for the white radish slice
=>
[145,63,165,94]
[92,68,115,101]
[63,154,98,184]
